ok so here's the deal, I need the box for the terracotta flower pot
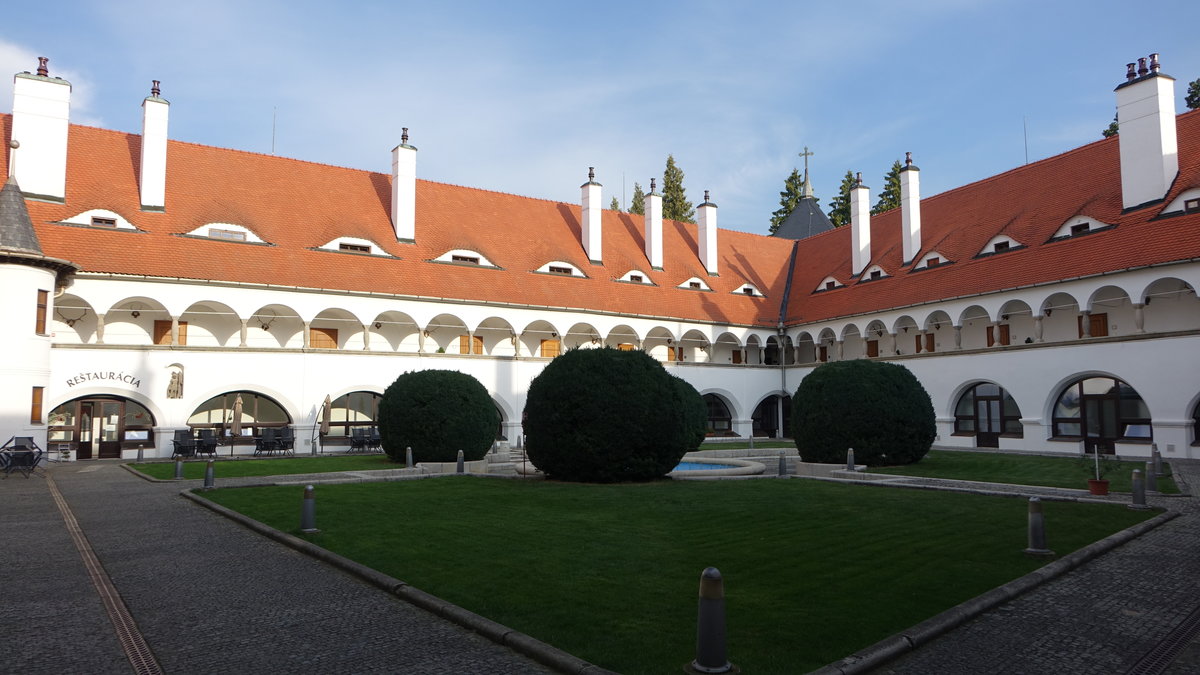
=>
[1087,478,1110,496]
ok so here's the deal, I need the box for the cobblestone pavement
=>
[876,459,1200,675]
[0,463,551,674]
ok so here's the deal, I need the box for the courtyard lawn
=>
[871,450,1179,494]
[130,454,397,480]
[201,477,1156,674]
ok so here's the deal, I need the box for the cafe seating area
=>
[1,436,44,478]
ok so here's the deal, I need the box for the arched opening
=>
[713,332,742,364]
[188,391,292,446]
[957,305,992,350]
[312,308,362,350]
[1040,293,1080,342]
[475,317,518,356]
[50,294,97,344]
[1052,376,1151,453]
[1141,278,1200,332]
[246,304,303,348]
[48,395,156,460]
[795,332,816,364]
[703,394,735,436]
[605,324,641,351]
[998,299,1034,345]
[326,391,382,439]
[179,301,241,347]
[953,383,1023,448]
[763,336,781,365]
[752,395,792,439]
[106,297,169,345]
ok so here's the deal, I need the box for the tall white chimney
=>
[645,178,663,269]
[850,173,871,275]
[1116,53,1178,210]
[581,167,602,263]
[697,190,718,275]
[391,128,417,242]
[139,81,169,211]
[10,57,71,202]
[899,152,921,264]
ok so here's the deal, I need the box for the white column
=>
[1133,303,1145,334]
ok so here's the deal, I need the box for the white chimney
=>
[899,152,921,264]
[139,81,169,211]
[1116,53,1178,210]
[391,128,417,242]
[10,57,70,202]
[645,178,663,269]
[850,173,871,275]
[581,167,602,263]
[697,190,718,275]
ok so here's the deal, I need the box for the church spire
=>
[799,146,815,199]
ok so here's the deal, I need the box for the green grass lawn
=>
[130,454,399,479]
[871,450,1178,494]
[201,477,1156,673]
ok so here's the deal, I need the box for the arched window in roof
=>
[62,209,138,231]
[816,276,842,292]
[619,269,653,284]
[978,234,1022,257]
[536,261,585,277]
[735,283,764,297]
[433,249,497,267]
[914,251,948,270]
[185,222,266,243]
[860,265,887,282]
[1049,216,1114,241]
[679,277,712,291]
[320,237,389,256]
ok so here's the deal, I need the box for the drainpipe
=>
[775,240,800,436]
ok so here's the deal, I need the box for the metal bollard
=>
[174,458,184,480]
[456,449,465,474]
[688,567,735,674]
[1129,469,1150,510]
[300,485,319,533]
[137,444,144,463]
[1145,461,1159,494]
[778,451,787,477]
[1023,497,1054,557]
[202,460,215,490]
[1152,444,1163,476]
[846,447,855,471]
[748,435,755,450]
[405,446,413,468]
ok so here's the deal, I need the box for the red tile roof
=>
[4,109,1199,330]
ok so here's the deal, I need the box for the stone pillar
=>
[1080,310,1091,338]
[363,324,371,351]
[835,340,844,361]
[418,330,427,354]
[511,334,521,356]
[95,313,105,344]
[1133,303,1145,334]
[888,332,897,356]
[953,325,963,350]
[170,316,180,345]
[239,319,248,347]
[1033,315,1044,343]
[303,321,311,349]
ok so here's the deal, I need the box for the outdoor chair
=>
[367,428,382,453]
[254,428,278,456]
[171,430,197,459]
[196,429,218,458]
[276,427,295,456]
[349,428,368,453]
[1,436,43,478]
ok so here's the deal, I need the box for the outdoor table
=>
[1,450,39,478]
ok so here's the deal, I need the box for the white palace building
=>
[2,54,1198,462]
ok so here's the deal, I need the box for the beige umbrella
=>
[320,395,332,436]
[230,394,244,438]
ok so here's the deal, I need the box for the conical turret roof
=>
[0,175,44,255]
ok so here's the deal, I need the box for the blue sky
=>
[3,1,1198,233]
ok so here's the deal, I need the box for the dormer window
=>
[993,241,1010,252]
[210,228,248,242]
[549,266,573,275]
[679,277,711,291]
[435,249,496,267]
[1070,223,1089,235]
[825,281,837,290]
[1160,189,1200,216]
[816,276,842,292]
[91,216,116,228]
[860,265,887,282]
[735,284,763,297]
[1186,198,1200,213]
[1050,216,1113,241]
[743,287,754,295]
[978,235,1021,257]
[452,254,480,265]
[869,270,882,280]
[914,251,949,271]
[629,274,643,283]
[925,256,941,268]
[340,243,371,253]
[61,209,138,231]
[536,261,584,277]
[619,270,653,284]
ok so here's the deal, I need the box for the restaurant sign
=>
[66,371,142,389]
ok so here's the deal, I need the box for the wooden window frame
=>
[31,386,44,424]
[90,216,117,228]
[452,255,481,265]
[209,228,248,242]
[1078,313,1109,338]
[628,274,643,283]
[986,324,1010,347]
[309,326,339,349]
[539,338,561,358]
[36,289,48,335]
[339,243,371,253]
[153,320,188,346]
[459,334,483,355]
[548,266,573,276]
[866,339,879,358]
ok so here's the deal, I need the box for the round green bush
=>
[378,369,499,463]
[524,348,693,482]
[791,360,935,466]
[672,375,707,454]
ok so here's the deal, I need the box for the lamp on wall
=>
[130,302,144,319]
[374,322,382,329]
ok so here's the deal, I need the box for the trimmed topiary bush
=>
[672,375,707,454]
[791,360,935,466]
[524,347,693,482]
[378,369,499,463]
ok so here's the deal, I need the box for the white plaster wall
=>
[0,265,57,445]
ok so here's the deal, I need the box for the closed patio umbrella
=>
[230,394,244,438]
[320,395,332,436]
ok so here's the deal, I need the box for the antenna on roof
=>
[1023,116,1029,165]
[271,107,277,155]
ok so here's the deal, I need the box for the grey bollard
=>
[174,458,184,480]
[136,444,144,463]
[1145,461,1159,494]
[1152,443,1163,476]
[689,567,735,674]
[456,449,465,474]
[748,435,755,450]
[1023,497,1054,557]
[405,446,413,468]
[846,448,855,471]
[202,460,215,490]
[1129,469,1150,510]
[300,485,319,533]
[778,451,787,477]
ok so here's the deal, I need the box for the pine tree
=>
[629,182,645,215]
[1186,78,1200,110]
[610,196,621,212]
[1102,113,1119,138]
[661,155,695,223]
[872,160,902,215]
[827,170,856,227]
[768,168,807,235]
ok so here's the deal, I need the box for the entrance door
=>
[1083,396,1118,454]
[51,397,151,460]
[96,400,122,458]
[975,397,1001,448]
[77,401,94,459]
